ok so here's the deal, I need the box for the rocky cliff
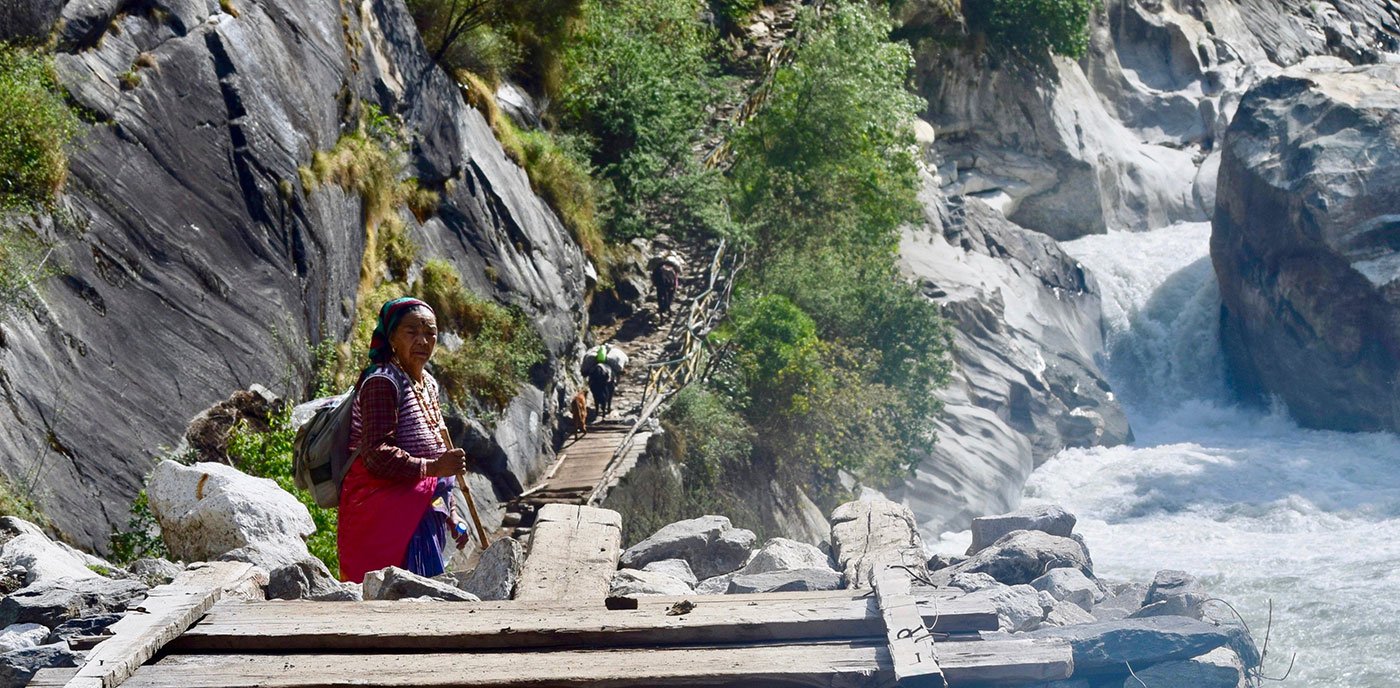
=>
[1213,61,1400,432]
[0,0,586,550]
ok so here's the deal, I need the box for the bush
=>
[415,260,544,410]
[108,489,168,564]
[227,409,340,577]
[0,44,81,211]
[964,0,1099,59]
[0,472,48,528]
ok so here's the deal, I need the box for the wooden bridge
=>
[32,506,1074,688]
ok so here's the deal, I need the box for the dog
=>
[570,387,589,437]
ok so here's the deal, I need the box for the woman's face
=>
[390,308,438,371]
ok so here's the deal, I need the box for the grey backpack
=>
[292,374,401,508]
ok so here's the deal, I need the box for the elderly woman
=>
[337,297,468,583]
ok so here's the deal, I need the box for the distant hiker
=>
[570,387,589,437]
[581,343,627,416]
[337,297,471,584]
[652,259,680,316]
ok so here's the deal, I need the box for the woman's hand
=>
[428,448,466,477]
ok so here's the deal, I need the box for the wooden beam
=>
[513,504,622,603]
[119,639,1071,688]
[171,588,997,652]
[874,566,946,688]
[60,561,262,688]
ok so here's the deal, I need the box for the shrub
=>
[0,472,48,528]
[414,260,544,410]
[227,409,340,577]
[108,489,168,564]
[0,44,81,211]
[964,0,1099,59]
[0,224,57,321]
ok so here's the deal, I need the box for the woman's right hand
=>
[428,448,467,477]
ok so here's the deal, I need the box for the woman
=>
[337,297,468,583]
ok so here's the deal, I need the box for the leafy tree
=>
[964,0,1099,59]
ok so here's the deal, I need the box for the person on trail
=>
[651,259,680,316]
[581,343,626,416]
[337,297,471,584]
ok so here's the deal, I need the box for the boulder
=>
[947,572,999,592]
[927,553,966,572]
[1129,569,1207,620]
[1212,62,1400,432]
[609,569,694,597]
[0,576,148,628]
[695,572,738,595]
[936,530,1091,587]
[640,559,697,589]
[265,558,348,601]
[451,537,524,601]
[1092,581,1148,622]
[1022,617,1246,674]
[0,624,49,654]
[184,385,281,464]
[127,558,184,588]
[0,517,116,586]
[146,461,315,571]
[44,613,122,645]
[0,643,77,687]
[968,505,1077,556]
[829,499,924,588]
[1041,600,1097,628]
[1124,646,1246,688]
[736,538,832,577]
[362,567,479,602]
[962,583,1045,633]
[1031,567,1101,612]
[619,516,756,580]
[726,568,843,594]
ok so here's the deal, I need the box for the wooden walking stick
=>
[441,428,491,551]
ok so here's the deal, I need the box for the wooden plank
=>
[171,589,996,652]
[29,669,78,687]
[874,567,946,688]
[513,504,622,603]
[122,639,1068,688]
[61,561,261,688]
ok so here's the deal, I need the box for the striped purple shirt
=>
[348,365,447,481]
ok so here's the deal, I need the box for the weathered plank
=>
[509,504,622,603]
[171,588,996,652]
[121,639,1070,688]
[875,566,946,688]
[60,561,262,688]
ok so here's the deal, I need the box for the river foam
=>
[935,221,1400,686]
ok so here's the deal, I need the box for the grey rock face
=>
[452,537,524,601]
[829,499,925,588]
[1023,617,1246,674]
[727,568,842,594]
[1212,62,1400,432]
[936,530,1091,587]
[619,516,756,580]
[0,643,77,688]
[640,560,697,588]
[2,0,587,552]
[968,505,1077,556]
[890,195,1130,537]
[0,0,63,43]
[962,583,1045,633]
[609,569,693,597]
[1031,567,1101,613]
[126,558,183,588]
[362,567,478,602]
[0,576,148,628]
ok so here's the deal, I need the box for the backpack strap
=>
[342,367,407,474]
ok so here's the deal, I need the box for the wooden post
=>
[873,566,946,688]
[513,504,622,603]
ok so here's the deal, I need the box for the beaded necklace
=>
[394,361,446,446]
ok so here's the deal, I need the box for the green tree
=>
[964,0,1099,59]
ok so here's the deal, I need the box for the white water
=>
[939,222,1400,686]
